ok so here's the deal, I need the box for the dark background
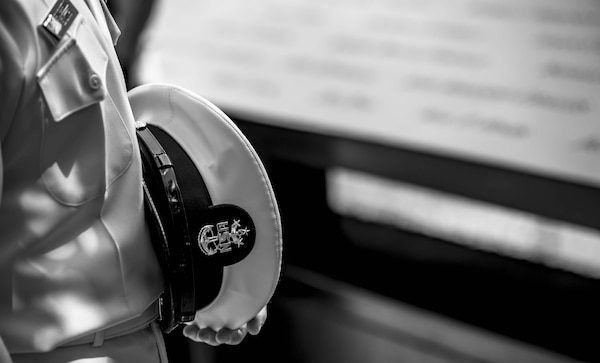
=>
[166,117,600,363]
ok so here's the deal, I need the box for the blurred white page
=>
[137,0,600,187]
[328,167,600,279]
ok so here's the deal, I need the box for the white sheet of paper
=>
[327,167,600,278]
[138,0,600,187]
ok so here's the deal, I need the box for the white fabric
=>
[11,322,168,363]
[0,0,164,353]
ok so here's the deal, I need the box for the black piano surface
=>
[234,115,599,362]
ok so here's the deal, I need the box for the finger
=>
[216,326,247,345]
[198,328,218,346]
[183,325,219,346]
[182,324,199,341]
[247,306,268,335]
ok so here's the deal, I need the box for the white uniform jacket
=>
[0,0,164,353]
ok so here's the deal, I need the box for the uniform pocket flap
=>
[37,27,108,122]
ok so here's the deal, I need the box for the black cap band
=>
[137,123,256,333]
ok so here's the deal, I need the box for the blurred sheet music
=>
[327,167,600,279]
[138,0,600,187]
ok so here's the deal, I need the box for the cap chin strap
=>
[136,121,256,333]
[137,121,198,333]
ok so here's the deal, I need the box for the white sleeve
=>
[0,1,27,207]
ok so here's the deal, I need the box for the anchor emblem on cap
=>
[198,219,251,256]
